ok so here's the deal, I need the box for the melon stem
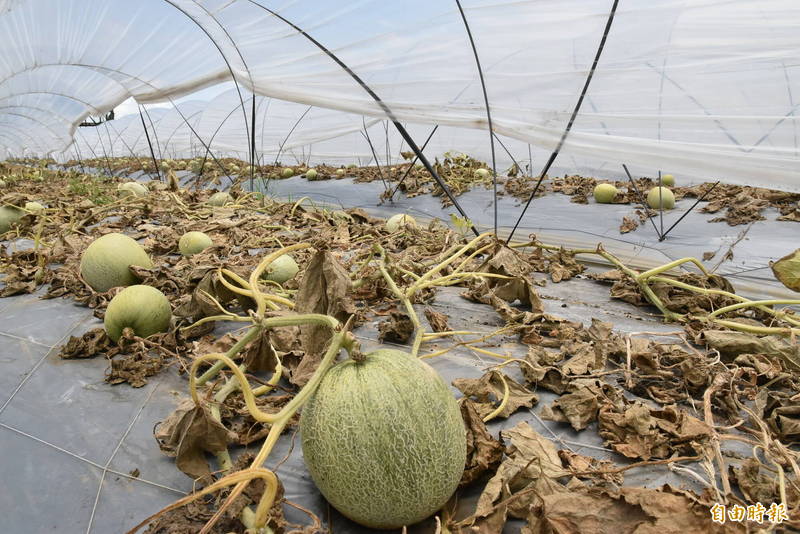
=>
[195,325,263,387]
[525,240,799,334]
[197,329,348,533]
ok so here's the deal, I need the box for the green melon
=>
[335,169,346,177]
[207,191,232,207]
[178,231,213,256]
[305,169,318,180]
[118,182,148,197]
[80,233,153,292]
[646,186,675,209]
[261,254,299,284]
[0,205,24,233]
[104,285,171,342]
[24,201,44,213]
[771,248,800,292]
[473,168,490,179]
[661,174,675,187]
[282,167,295,178]
[386,213,417,232]
[300,349,466,529]
[593,183,618,204]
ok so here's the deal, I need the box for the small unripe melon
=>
[593,183,618,203]
[80,233,153,292]
[346,163,357,169]
[24,201,44,213]
[104,285,171,342]
[335,169,345,177]
[118,182,148,197]
[207,191,232,207]
[305,169,318,180]
[646,186,675,210]
[0,205,24,233]
[261,254,299,284]
[281,167,295,178]
[178,231,213,256]
[474,168,490,179]
[300,349,466,529]
[386,213,417,232]
[661,174,675,187]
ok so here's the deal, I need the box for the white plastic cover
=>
[1,0,799,190]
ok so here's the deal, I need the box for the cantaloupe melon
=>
[386,213,417,232]
[0,205,23,233]
[24,201,44,213]
[104,285,171,342]
[178,231,212,256]
[261,254,299,284]
[474,168,490,179]
[80,233,153,292]
[305,169,318,180]
[661,174,675,187]
[118,182,148,197]
[593,183,618,204]
[281,167,295,178]
[300,349,466,529]
[646,186,675,209]
[207,191,232,207]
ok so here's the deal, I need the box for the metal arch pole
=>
[507,0,620,243]
[247,1,478,236]
[138,104,162,181]
[455,0,498,235]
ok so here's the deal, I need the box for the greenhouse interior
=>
[1,1,800,533]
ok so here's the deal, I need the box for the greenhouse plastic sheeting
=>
[1,0,799,190]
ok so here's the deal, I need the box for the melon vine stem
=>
[374,232,505,357]
[515,239,800,336]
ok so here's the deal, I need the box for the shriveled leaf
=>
[459,399,504,487]
[453,371,538,419]
[424,307,450,333]
[470,422,568,532]
[558,450,623,485]
[619,215,639,234]
[107,352,165,387]
[560,341,605,376]
[701,329,800,371]
[598,401,711,460]
[290,250,355,386]
[155,398,237,480]
[58,327,112,359]
[464,244,545,312]
[377,310,414,344]
[540,387,600,431]
[525,485,741,534]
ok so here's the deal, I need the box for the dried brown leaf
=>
[154,398,237,480]
[453,371,538,419]
[459,399,504,487]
